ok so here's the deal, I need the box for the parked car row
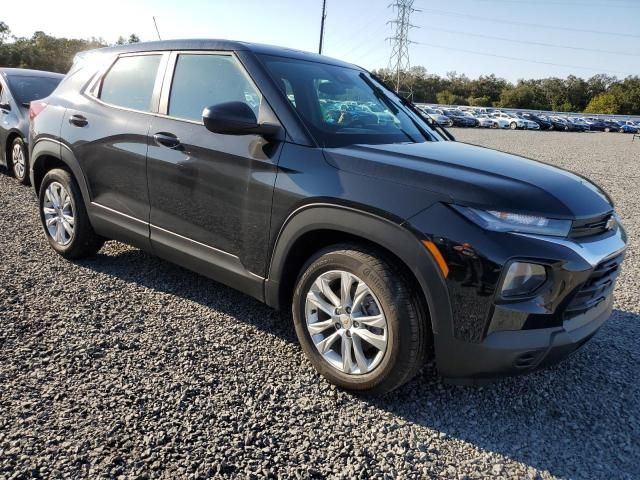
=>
[416,104,640,133]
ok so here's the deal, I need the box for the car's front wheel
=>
[292,245,430,394]
[39,168,105,259]
[509,122,517,130]
[10,137,29,185]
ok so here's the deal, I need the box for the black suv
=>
[29,40,626,394]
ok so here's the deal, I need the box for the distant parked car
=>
[565,118,589,132]
[0,68,63,185]
[581,118,607,132]
[419,107,453,127]
[475,114,498,128]
[619,124,638,134]
[602,120,622,132]
[549,116,580,131]
[493,112,526,130]
[490,113,519,129]
[518,112,552,130]
[442,109,476,127]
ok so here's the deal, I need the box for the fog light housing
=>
[500,262,547,297]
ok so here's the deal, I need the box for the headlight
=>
[500,262,547,297]
[452,206,571,237]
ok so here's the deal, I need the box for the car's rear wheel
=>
[39,168,105,259]
[10,137,29,185]
[292,244,429,394]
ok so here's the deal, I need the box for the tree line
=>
[374,67,640,115]
[1,22,637,115]
[0,22,139,74]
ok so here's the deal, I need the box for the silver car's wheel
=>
[12,143,26,180]
[305,270,388,375]
[42,181,75,246]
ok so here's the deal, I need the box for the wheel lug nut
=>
[345,306,351,314]
[335,322,341,330]
[353,321,360,328]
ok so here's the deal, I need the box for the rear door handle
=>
[69,114,88,127]
[153,132,181,149]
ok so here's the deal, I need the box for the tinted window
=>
[6,75,61,105]
[259,55,431,148]
[100,55,161,111]
[169,54,261,122]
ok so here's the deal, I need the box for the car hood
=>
[323,141,613,219]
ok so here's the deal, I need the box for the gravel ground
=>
[1,130,638,479]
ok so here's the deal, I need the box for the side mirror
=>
[0,102,10,111]
[202,101,280,138]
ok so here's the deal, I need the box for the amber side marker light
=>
[421,240,449,278]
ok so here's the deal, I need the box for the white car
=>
[475,114,498,128]
[493,112,526,129]
[489,114,515,129]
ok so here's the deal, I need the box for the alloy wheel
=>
[12,143,26,179]
[42,182,75,246]
[305,270,388,375]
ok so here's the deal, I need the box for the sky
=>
[3,0,639,81]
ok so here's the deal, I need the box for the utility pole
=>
[318,0,327,54]
[387,0,418,95]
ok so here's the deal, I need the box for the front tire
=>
[10,137,29,185]
[38,168,105,259]
[510,122,517,130]
[292,244,430,394]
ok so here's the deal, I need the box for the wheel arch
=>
[31,138,91,205]
[265,204,452,336]
[4,129,25,167]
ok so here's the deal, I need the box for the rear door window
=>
[100,55,162,112]
[168,54,261,122]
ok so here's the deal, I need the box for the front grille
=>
[564,254,623,320]
[569,213,614,238]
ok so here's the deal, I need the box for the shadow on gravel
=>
[77,248,298,343]
[373,308,640,478]
[78,247,639,479]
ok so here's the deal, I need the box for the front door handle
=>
[153,132,181,149]
[69,114,88,127]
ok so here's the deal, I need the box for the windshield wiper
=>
[368,73,455,142]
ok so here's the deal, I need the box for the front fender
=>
[265,203,453,336]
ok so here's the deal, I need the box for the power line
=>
[425,26,640,57]
[416,41,634,76]
[420,7,640,39]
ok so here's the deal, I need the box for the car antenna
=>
[153,16,162,40]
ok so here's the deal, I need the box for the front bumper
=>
[440,292,613,382]
[407,203,627,381]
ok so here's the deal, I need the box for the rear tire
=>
[10,137,30,185]
[38,168,105,259]
[292,244,430,395]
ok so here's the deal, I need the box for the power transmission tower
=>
[387,0,418,96]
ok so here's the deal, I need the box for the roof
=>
[84,39,360,70]
[0,68,65,78]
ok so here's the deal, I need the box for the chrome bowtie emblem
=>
[605,216,617,231]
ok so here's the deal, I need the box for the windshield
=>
[6,75,61,105]
[258,55,433,148]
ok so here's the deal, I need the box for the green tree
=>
[584,93,620,114]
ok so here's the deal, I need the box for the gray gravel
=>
[1,130,639,479]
